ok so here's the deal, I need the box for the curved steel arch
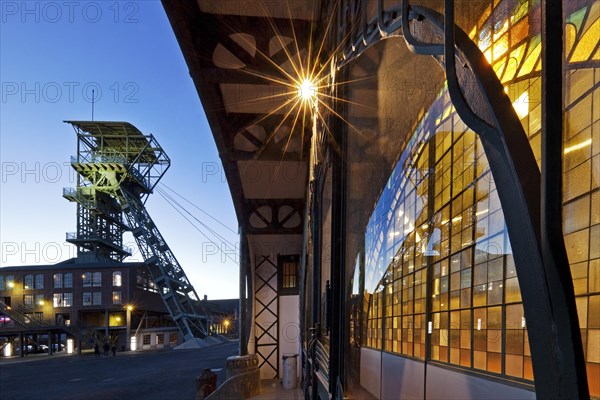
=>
[335,1,588,398]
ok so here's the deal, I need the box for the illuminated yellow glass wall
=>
[563,3,600,397]
[474,0,600,394]
[362,0,598,393]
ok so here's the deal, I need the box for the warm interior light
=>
[512,91,529,119]
[298,78,317,101]
[564,139,592,154]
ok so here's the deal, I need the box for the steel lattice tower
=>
[63,121,208,340]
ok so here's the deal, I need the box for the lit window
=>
[63,293,73,307]
[113,271,122,287]
[112,291,122,305]
[6,275,14,290]
[278,255,300,295]
[35,294,44,307]
[53,293,62,307]
[53,293,72,308]
[23,295,34,307]
[169,333,177,346]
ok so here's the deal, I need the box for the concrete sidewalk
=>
[0,349,82,364]
[249,379,303,400]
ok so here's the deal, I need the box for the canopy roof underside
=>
[163,0,324,235]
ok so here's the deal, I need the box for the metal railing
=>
[0,300,102,348]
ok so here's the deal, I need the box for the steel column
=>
[540,1,589,397]
[239,227,248,355]
[329,57,347,398]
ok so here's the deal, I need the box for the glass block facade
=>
[354,0,599,396]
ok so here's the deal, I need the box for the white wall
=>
[381,352,424,399]
[360,347,382,398]
[278,295,301,378]
[426,364,536,400]
[358,349,536,399]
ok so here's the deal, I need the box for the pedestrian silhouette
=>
[111,344,116,356]
[103,341,109,356]
[94,344,100,359]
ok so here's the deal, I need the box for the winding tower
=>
[63,120,207,340]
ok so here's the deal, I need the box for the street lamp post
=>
[126,305,133,351]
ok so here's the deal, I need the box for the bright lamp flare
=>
[298,78,317,101]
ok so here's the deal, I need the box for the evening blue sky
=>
[0,1,240,299]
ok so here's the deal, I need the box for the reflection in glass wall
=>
[341,0,598,397]
[363,88,531,380]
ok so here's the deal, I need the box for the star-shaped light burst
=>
[221,2,367,159]
[298,77,317,103]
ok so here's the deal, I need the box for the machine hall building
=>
[159,0,599,399]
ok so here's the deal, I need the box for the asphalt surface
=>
[0,341,238,400]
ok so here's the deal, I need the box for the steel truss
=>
[64,121,208,340]
[254,255,279,378]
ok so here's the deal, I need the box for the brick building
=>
[0,258,180,355]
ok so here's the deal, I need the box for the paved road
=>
[0,342,238,400]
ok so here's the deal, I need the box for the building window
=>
[82,272,91,287]
[157,334,164,345]
[24,275,33,289]
[112,291,122,305]
[52,273,72,289]
[35,294,44,307]
[113,271,122,287]
[34,274,44,289]
[0,276,4,290]
[53,293,62,307]
[53,293,72,307]
[169,333,177,346]
[63,273,73,288]
[92,292,102,306]
[23,294,34,308]
[83,292,92,306]
[137,269,157,293]
[92,272,102,287]
[143,334,151,346]
[6,275,14,290]
[278,255,300,295]
[53,273,63,289]
[109,312,124,326]
[63,293,73,307]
